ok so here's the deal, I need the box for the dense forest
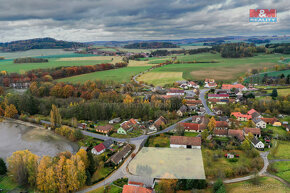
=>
[265,43,290,54]
[14,57,48,63]
[0,38,87,52]
[124,42,179,49]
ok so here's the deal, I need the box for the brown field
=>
[57,56,123,63]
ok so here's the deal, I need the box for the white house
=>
[253,118,267,129]
[91,143,106,155]
[170,136,201,149]
[251,138,265,149]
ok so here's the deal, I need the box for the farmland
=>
[58,66,151,83]
[137,53,289,86]
[269,140,290,160]
[271,161,290,183]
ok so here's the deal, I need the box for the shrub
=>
[228,158,238,162]
[0,158,7,175]
[213,178,224,192]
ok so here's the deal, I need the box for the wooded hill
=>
[0,38,87,52]
[124,42,179,49]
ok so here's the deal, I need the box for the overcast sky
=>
[0,0,289,42]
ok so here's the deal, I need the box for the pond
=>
[0,120,79,160]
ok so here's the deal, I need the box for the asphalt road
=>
[199,89,215,116]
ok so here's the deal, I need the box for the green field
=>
[269,140,290,160]
[272,161,290,183]
[0,49,75,59]
[266,88,290,96]
[0,57,110,73]
[244,69,290,83]
[138,53,288,85]
[58,66,151,83]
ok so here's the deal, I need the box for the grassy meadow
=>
[269,140,290,160]
[138,53,289,86]
[271,161,290,183]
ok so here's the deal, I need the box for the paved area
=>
[199,89,215,116]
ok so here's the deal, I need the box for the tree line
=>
[0,62,128,87]
[14,57,49,63]
[124,42,179,49]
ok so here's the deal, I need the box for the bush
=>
[113,178,128,187]
[0,158,7,175]
[228,158,238,162]
[213,178,224,192]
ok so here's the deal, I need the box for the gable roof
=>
[247,109,258,115]
[213,129,228,135]
[222,84,245,90]
[128,176,155,188]
[170,136,201,146]
[111,144,132,164]
[103,139,114,149]
[178,105,188,113]
[215,121,229,128]
[208,94,229,98]
[179,122,206,131]
[253,118,265,124]
[244,127,261,135]
[93,143,106,153]
[154,116,167,128]
[122,185,153,193]
[228,129,244,141]
[261,117,278,124]
[96,125,114,132]
[251,137,262,146]
[121,119,137,130]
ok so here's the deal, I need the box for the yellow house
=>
[273,122,282,127]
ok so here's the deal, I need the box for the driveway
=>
[199,89,215,116]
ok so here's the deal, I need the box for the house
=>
[261,118,278,125]
[222,84,247,91]
[219,116,230,123]
[273,122,282,127]
[188,81,200,89]
[170,136,201,149]
[253,118,266,129]
[247,109,262,118]
[166,89,185,96]
[109,117,121,124]
[103,139,114,149]
[110,144,132,165]
[128,176,155,189]
[179,122,206,133]
[215,121,229,130]
[149,116,167,132]
[177,105,188,117]
[117,119,138,134]
[243,127,261,137]
[213,129,228,137]
[226,153,235,159]
[192,116,209,125]
[230,112,251,121]
[180,83,189,90]
[122,185,153,193]
[228,129,245,141]
[213,108,223,115]
[205,78,215,84]
[91,143,106,155]
[95,125,114,134]
[208,94,229,99]
[251,137,264,150]
[204,82,217,88]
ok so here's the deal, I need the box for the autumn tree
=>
[246,120,255,128]
[50,104,62,128]
[247,132,254,141]
[76,149,89,169]
[4,104,18,118]
[208,117,216,131]
[158,177,177,193]
[71,117,78,128]
[175,124,185,136]
[241,140,251,150]
[123,94,134,104]
[37,156,52,192]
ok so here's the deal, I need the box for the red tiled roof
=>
[186,99,202,104]
[213,129,228,135]
[93,143,106,153]
[231,112,242,117]
[222,84,245,90]
[244,127,261,135]
[238,114,252,119]
[205,78,215,83]
[122,185,153,193]
[228,129,244,141]
[207,83,217,87]
[247,109,258,115]
[208,94,229,98]
[96,125,113,132]
[261,118,278,125]
[154,116,167,128]
[215,121,229,128]
[179,122,199,131]
[170,136,201,146]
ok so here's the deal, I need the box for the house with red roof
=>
[122,185,153,193]
[222,84,247,91]
[247,109,262,119]
[118,118,138,134]
[166,88,185,96]
[213,129,228,137]
[228,129,245,141]
[170,136,201,149]
[179,122,206,133]
[261,118,279,125]
[243,127,261,138]
[215,121,229,129]
[230,112,252,121]
[91,143,106,155]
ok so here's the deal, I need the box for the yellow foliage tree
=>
[50,104,62,128]
[37,156,52,192]
[4,104,18,118]
[123,94,134,104]
[208,117,216,131]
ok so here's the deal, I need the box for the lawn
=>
[58,66,151,83]
[266,88,290,96]
[110,128,144,139]
[138,53,288,85]
[0,176,19,193]
[225,176,290,193]
[87,185,122,193]
[264,125,287,136]
[137,72,184,86]
[145,134,170,147]
[269,140,290,160]
[184,132,200,137]
[271,161,290,183]
[202,148,263,179]
[0,57,110,73]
